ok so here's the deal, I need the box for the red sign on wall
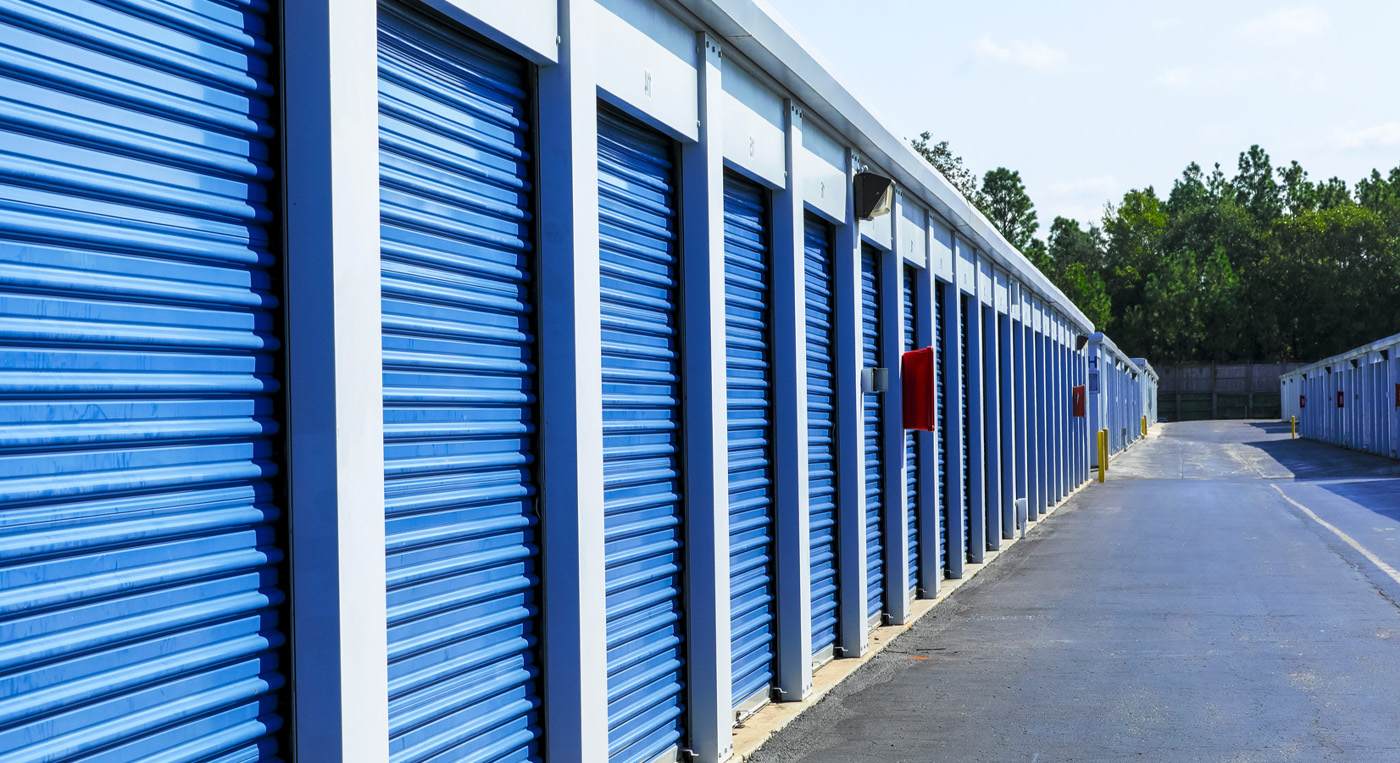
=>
[1299,394,1306,409]
[1337,390,1345,409]
[901,347,936,431]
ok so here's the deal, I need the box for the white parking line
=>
[1272,483,1400,587]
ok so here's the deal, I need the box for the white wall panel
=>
[722,61,786,187]
[955,237,974,294]
[429,0,558,62]
[900,196,927,268]
[595,0,699,141]
[801,123,847,221]
[930,218,954,282]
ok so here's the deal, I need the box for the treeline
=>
[912,134,1400,364]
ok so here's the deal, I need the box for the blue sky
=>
[759,0,1400,230]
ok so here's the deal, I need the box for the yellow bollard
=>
[1291,415,1297,439]
[1141,416,1147,436]
[1097,430,1107,483]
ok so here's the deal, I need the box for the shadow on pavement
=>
[1244,436,1400,481]
[1246,421,1293,436]
[1244,434,1400,521]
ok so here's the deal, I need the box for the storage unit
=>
[959,295,972,559]
[804,217,841,664]
[860,246,886,626]
[0,0,1161,761]
[936,286,953,575]
[1282,333,1400,461]
[1089,333,1149,464]
[723,174,777,717]
[597,109,688,762]
[903,266,921,593]
[0,0,289,759]
[378,6,544,760]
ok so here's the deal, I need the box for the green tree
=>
[909,133,984,208]
[1059,262,1112,330]
[1278,160,1317,215]
[1233,144,1283,223]
[910,129,1400,364]
[981,167,1039,251]
[1047,216,1106,273]
[1316,177,1352,210]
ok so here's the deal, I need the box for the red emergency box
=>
[901,346,936,431]
[1337,390,1345,408]
[1072,385,1086,418]
[1395,383,1399,408]
[1299,394,1306,409]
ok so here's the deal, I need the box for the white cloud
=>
[971,35,1067,71]
[1153,65,1255,92]
[1150,17,1181,31]
[1047,176,1119,198]
[1237,7,1328,43]
[1041,177,1119,224]
[1336,123,1400,150]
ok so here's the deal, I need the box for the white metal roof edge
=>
[1131,358,1159,383]
[679,0,1094,333]
[1089,332,1137,370]
[1281,331,1400,380]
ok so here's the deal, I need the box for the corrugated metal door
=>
[723,175,776,715]
[804,216,840,663]
[960,296,971,559]
[937,288,950,575]
[378,6,543,762]
[861,246,885,625]
[598,108,687,763]
[903,267,920,594]
[0,1,287,759]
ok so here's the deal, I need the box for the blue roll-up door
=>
[598,109,687,763]
[378,7,543,762]
[0,1,286,759]
[804,216,840,662]
[860,246,885,625]
[936,288,950,575]
[960,295,971,560]
[903,267,920,594]
[723,175,776,715]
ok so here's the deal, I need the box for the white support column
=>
[1014,298,1029,534]
[1032,326,1041,509]
[915,254,939,596]
[882,196,909,625]
[680,32,731,763]
[965,282,986,564]
[771,99,813,701]
[1059,333,1067,487]
[1041,327,1051,513]
[999,311,1017,540]
[983,301,1001,550]
[834,150,869,657]
[1053,325,1065,502]
[282,2,388,760]
[535,0,609,758]
[941,278,966,578]
[1075,342,1087,484]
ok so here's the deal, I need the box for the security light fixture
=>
[1075,335,1088,351]
[853,171,894,220]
